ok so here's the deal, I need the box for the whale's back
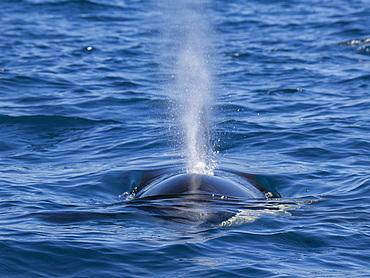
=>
[134,173,267,199]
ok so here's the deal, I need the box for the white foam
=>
[216,200,317,227]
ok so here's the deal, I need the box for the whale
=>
[124,168,280,225]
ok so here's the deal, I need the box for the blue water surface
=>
[0,0,369,277]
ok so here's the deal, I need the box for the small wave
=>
[1,74,75,90]
[337,38,370,55]
[0,114,118,128]
[25,0,127,9]
[337,38,370,46]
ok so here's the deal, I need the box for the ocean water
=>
[0,0,369,277]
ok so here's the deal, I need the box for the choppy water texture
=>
[1,0,369,277]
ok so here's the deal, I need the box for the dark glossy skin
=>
[134,173,266,199]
